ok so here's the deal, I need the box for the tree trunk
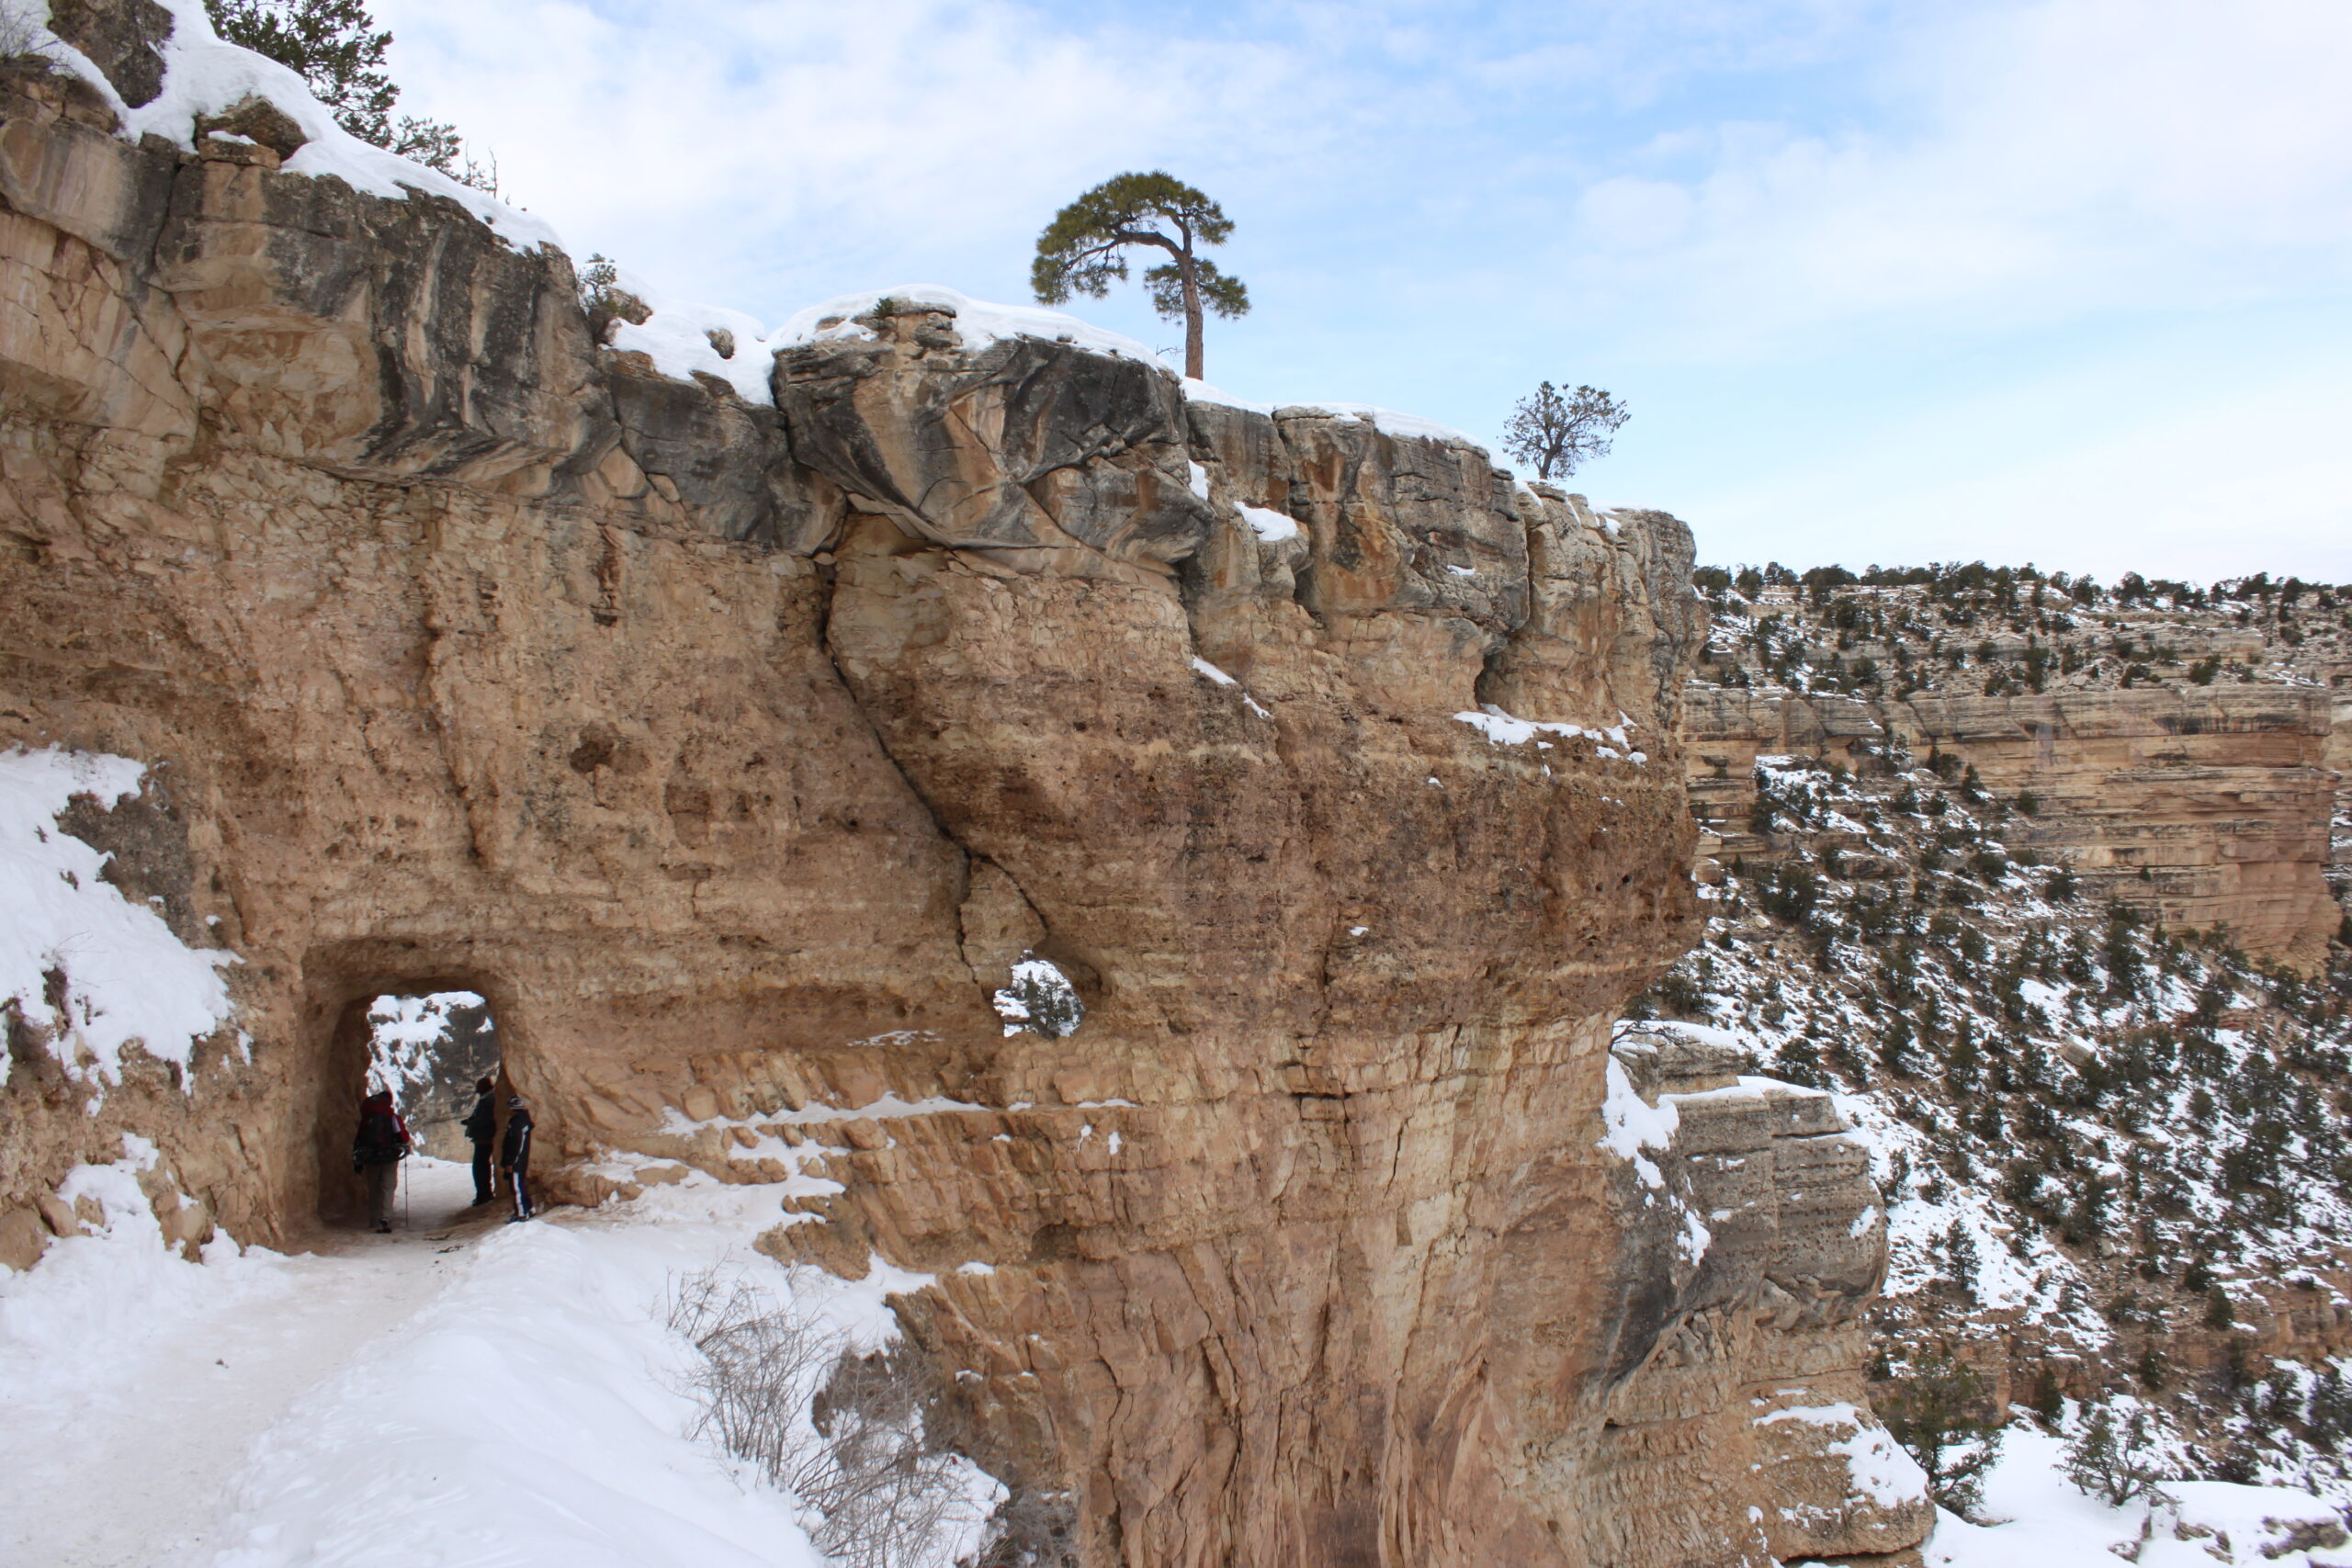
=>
[1180,241,1204,381]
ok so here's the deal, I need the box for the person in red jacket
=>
[351,1089,412,1234]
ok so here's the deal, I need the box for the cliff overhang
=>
[0,11,1923,1562]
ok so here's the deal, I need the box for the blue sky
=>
[377,0,2352,580]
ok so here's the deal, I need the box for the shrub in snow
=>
[203,0,497,190]
[666,1268,998,1568]
[992,956,1082,1040]
[2061,1401,2167,1507]
[2,3,58,62]
[2026,1364,2066,1428]
[580,252,652,343]
[1877,1350,2003,1520]
[1627,956,1710,1021]
[1933,1219,1981,1303]
[963,1490,1081,1568]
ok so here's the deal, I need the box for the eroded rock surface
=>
[0,39,1914,1565]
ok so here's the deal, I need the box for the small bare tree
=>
[804,1349,981,1564]
[1501,381,1629,481]
[1,2,60,62]
[666,1267,997,1568]
[667,1268,838,1483]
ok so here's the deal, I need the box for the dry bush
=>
[965,1488,1082,1568]
[666,1266,999,1568]
[1,3,59,62]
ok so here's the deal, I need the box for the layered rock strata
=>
[0,33,1917,1565]
[1686,686,2341,968]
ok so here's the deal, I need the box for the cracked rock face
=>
[0,42,1919,1567]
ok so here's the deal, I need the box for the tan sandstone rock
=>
[0,31,1920,1565]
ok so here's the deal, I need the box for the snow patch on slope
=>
[1928,1428,2349,1567]
[1760,1403,1931,1509]
[1455,705,1646,762]
[1238,502,1302,542]
[6,1149,1002,1568]
[0,1134,277,1393]
[0,747,237,1089]
[1600,1055,1677,1190]
[1181,379,1492,451]
[365,990,481,1111]
[1190,655,1238,686]
[1295,400,1493,449]
[211,1170,997,1567]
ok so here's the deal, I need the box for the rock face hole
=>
[313,983,506,1226]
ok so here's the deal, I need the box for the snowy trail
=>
[1,1159,492,1568]
[4,1154,974,1568]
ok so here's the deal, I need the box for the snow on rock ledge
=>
[608,277,1514,472]
[780,284,1160,366]
[32,0,560,252]
[0,749,236,1091]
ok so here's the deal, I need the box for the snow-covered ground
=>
[1931,1429,2352,1567]
[2,1154,486,1567]
[0,1151,990,1568]
[11,1157,2352,1567]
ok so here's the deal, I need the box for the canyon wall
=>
[0,23,1923,1564]
[2331,693,2352,926]
[1686,685,2342,968]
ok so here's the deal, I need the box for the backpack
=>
[355,1108,407,1167]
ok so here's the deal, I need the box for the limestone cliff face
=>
[0,45,1917,1566]
[2330,694,2351,920]
[1686,685,2341,968]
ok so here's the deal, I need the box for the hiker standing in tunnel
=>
[461,1077,498,1207]
[352,1089,412,1234]
[501,1095,536,1223]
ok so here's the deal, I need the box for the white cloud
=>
[378,0,1313,314]
[1563,0,2352,353]
[367,0,2350,580]
[1578,176,1695,249]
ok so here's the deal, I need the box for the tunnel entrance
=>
[365,992,501,1160]
[316,989,504,1229]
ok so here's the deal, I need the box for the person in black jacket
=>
[351,1089,412,1234]
[501,1095,536,1223]
[460,1077,498,1206]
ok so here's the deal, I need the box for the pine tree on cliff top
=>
[1032,172,1249,381]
